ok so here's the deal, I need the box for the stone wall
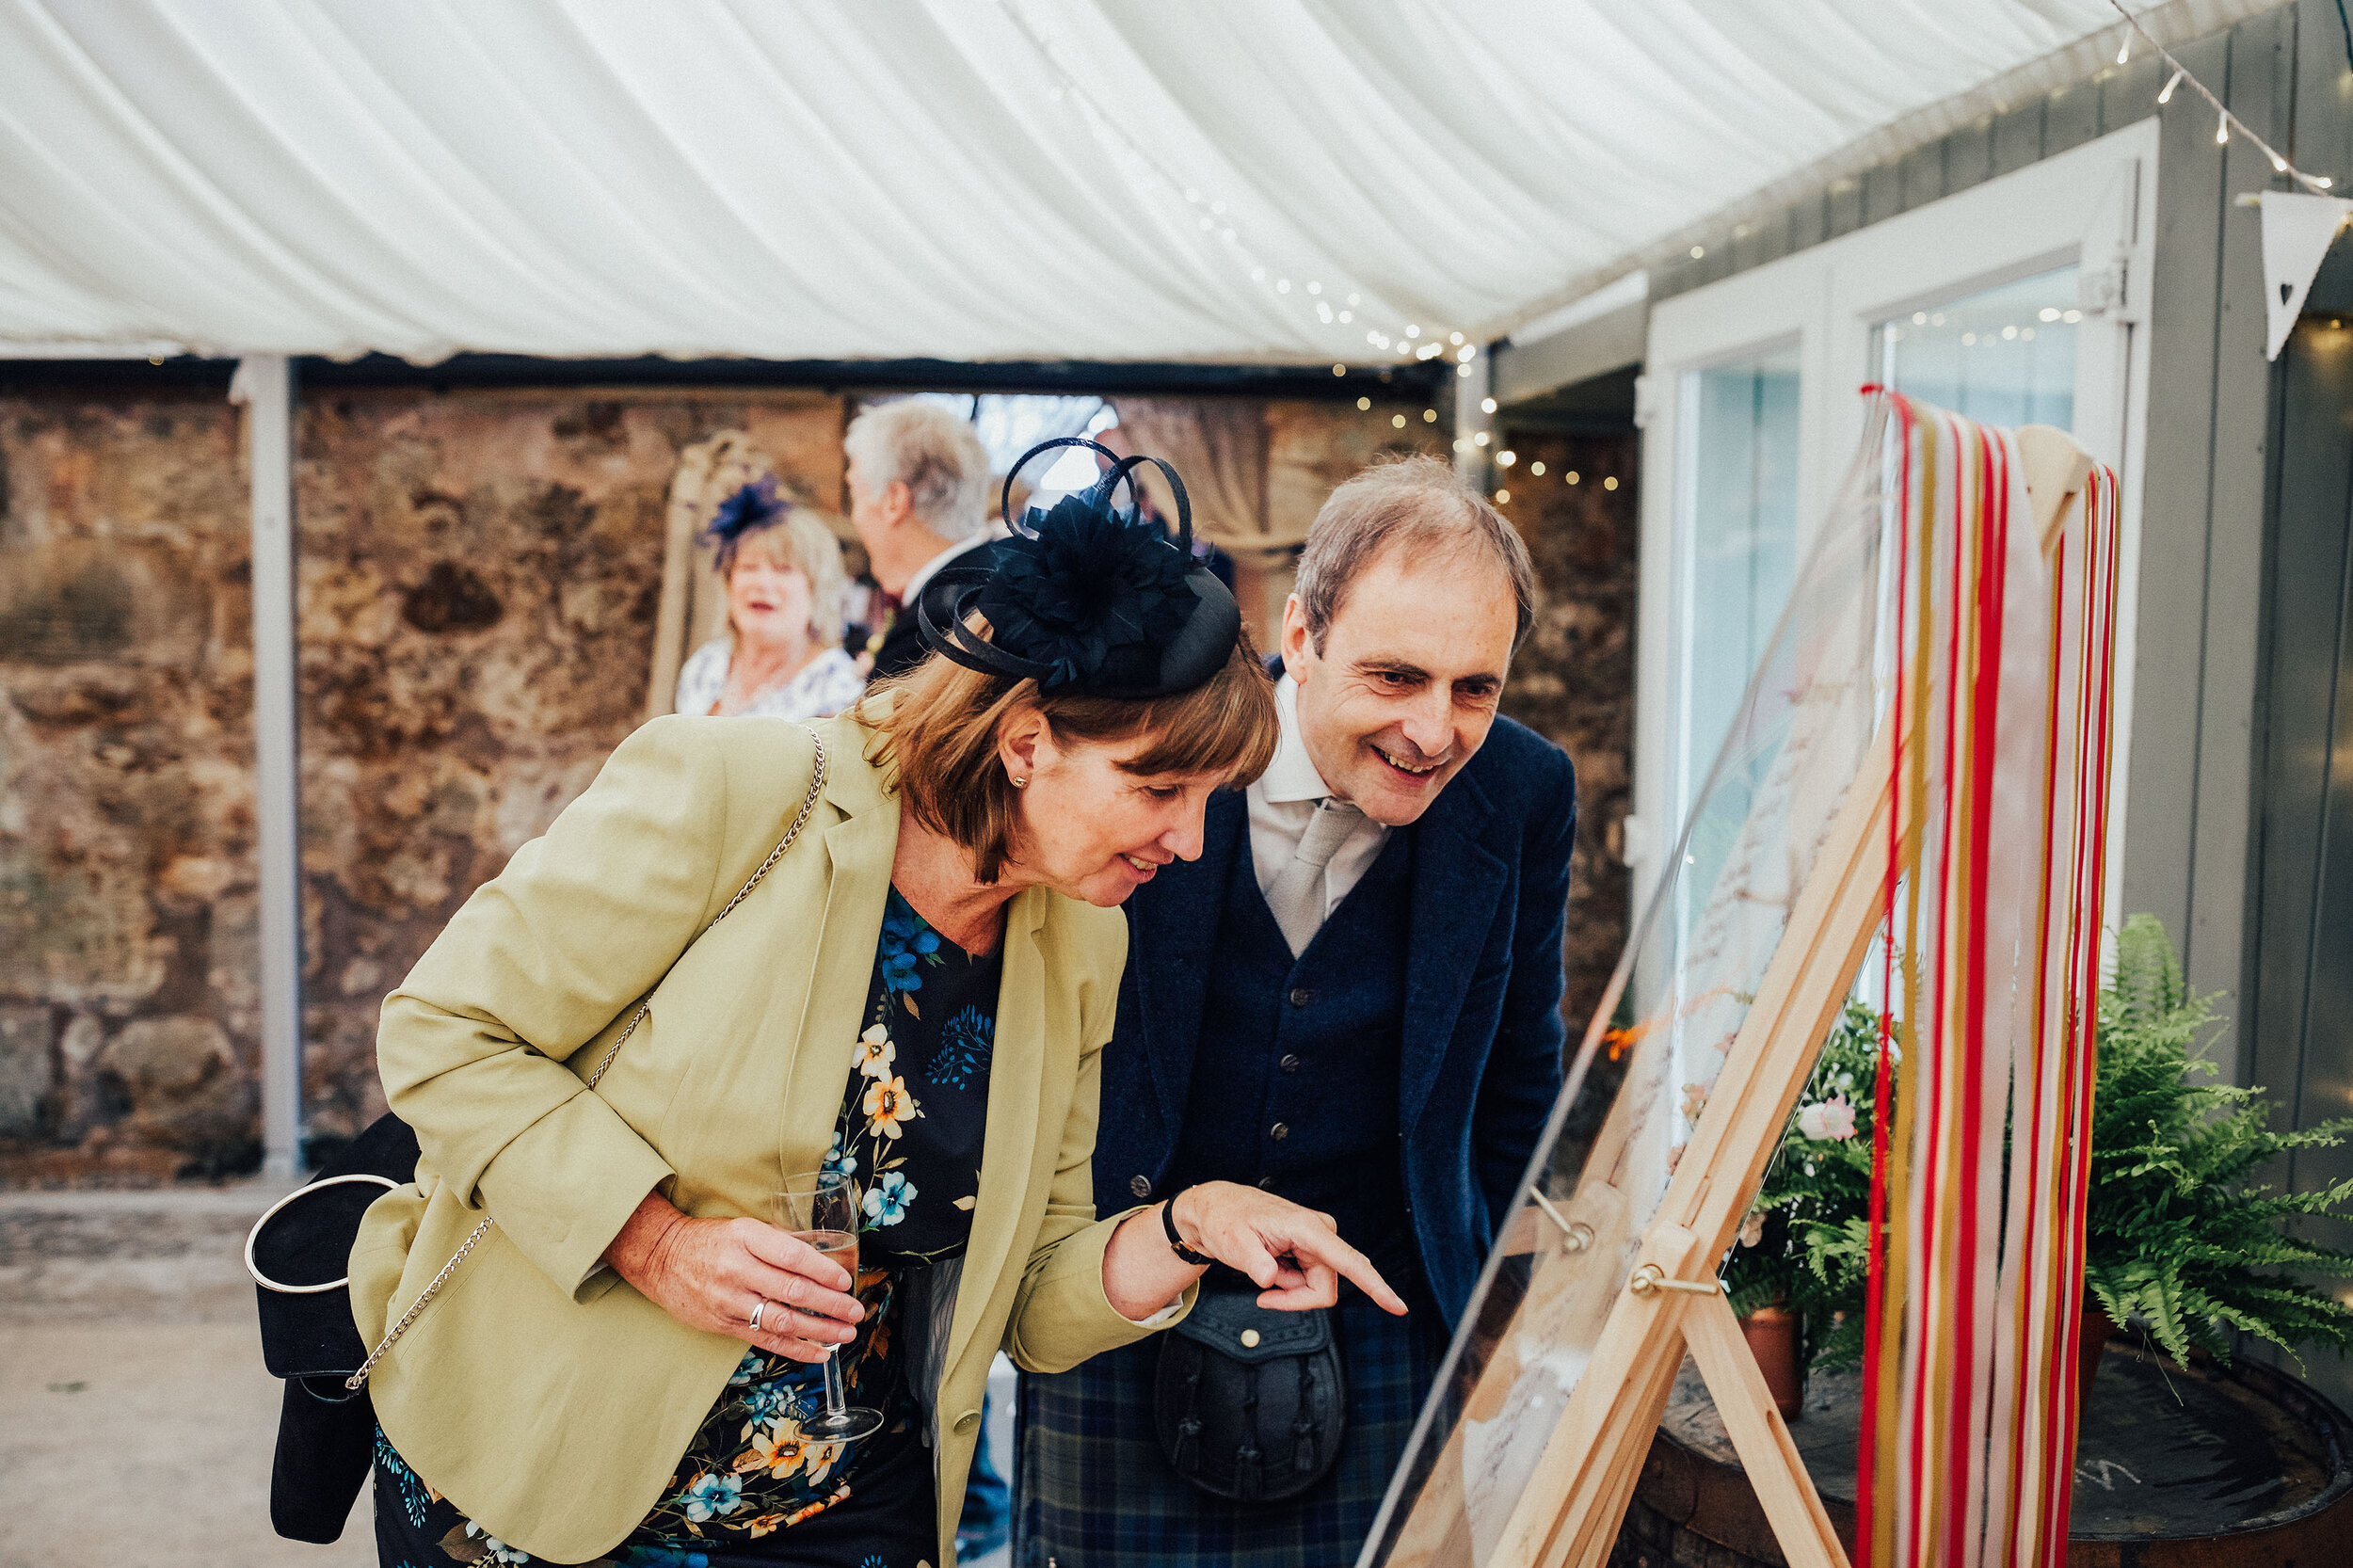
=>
[0,383,849,1181]
[0,388,261,1182]
[1493,431,1639,1041]
[0,377,1626,1184]
[289,387,849,1156]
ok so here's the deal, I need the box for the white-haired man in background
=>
[843,398,996,681]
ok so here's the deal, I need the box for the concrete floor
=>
[0,1182,1012,1568]
[0,1182,373,1568]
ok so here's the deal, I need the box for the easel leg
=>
[1682,1291,1850,1568]
[1562,1351,1681,1568]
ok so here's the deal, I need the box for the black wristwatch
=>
[1160,1190,1214,1266]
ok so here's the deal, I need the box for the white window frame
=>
[1628,120,2157,919]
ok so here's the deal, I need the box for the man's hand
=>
[1174,1181,1410,1315]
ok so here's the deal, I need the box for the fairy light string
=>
[992,0,1480,374]
[2108,0,2334,190]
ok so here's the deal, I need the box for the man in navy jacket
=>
[1017,456,1577,1568]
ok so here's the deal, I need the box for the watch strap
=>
[1160,1192,1214,1266]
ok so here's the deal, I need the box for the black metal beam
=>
[0,351,1449,402]
[0,358,239,397]
[290,352,1449,401]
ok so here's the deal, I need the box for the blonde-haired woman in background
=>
[675,478,866,720]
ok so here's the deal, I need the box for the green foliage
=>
[2085,914,2353,1369]
[1723,999,1889,1372]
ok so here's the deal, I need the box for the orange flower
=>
[733,1427,843,1485]
[782,1482,851,1527]
[863,1074,920,1138]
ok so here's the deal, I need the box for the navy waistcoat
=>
[1166,825,1415,1259]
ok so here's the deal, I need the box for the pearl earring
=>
[1011,776,1029,789]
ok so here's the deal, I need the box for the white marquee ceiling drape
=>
[0,0,2183,365]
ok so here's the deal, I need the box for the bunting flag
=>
[1856,392,2121,1568]
[2259,192,2353,361]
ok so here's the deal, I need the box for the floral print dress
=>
[372,888,1001,1568]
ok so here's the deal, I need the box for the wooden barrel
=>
[1612,1340,2353,1566]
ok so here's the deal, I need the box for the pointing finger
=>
[1286,1231,1409,1317]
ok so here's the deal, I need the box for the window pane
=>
[1871,265,2079,432]
[1675,347,1801,834]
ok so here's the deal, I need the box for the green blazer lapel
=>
[774,732,900,1183]
[943,887,1050,1378]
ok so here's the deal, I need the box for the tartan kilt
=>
[1015,1288,1446,1568]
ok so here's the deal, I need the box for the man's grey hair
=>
[842,399,991,541]
[1294,455,1538,653]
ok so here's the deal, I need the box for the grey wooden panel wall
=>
[2245,313,2353,1412]
[1646,4,2311,1077]
[2244,7,2353,1416]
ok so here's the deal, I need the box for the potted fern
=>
[2081,914,2353,1390]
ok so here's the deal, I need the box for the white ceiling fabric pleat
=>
[0,0,2175,363]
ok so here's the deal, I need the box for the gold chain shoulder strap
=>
[345,724,828,1390]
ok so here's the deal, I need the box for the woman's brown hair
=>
[862,631,1280,883]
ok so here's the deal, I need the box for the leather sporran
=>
[1152,1285,1346,1503]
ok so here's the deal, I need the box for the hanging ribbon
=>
[1856,392,2119,1567]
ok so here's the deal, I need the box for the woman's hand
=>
[1176,1182,1410,1315]
[602,1190,864,1364]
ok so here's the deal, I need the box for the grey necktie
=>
[1266,798,1364,957]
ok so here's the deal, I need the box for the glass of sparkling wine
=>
[775,1170,883,1441]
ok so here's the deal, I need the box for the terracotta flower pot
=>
[1738,1304,1804,1421]
[2076,1293,2119,1409]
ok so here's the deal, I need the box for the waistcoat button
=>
[1278,1054,1301,1073]
[1129,1174,1152,1198]
[1271,1122,1290,1141]
[1288,986,1313,1007]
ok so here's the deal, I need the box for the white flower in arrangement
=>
[1798,1096,1858,1142]
[855,1024,894,1078]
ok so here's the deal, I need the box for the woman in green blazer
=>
[350,450,1405,1568]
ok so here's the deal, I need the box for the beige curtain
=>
[642,432,856,720]
[1107,398,1296,558]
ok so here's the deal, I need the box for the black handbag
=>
[247,1112,422,1542]
[1152,1284,1347,1504]
[247,724,827,1542]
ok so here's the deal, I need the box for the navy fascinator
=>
[915,439,1242,699]
[701,477,791,571]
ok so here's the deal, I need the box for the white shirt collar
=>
[1259,675,1337,805]
[900,529,998,606]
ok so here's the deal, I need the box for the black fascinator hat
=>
[701,476,792,573]
[916,438,1242,698]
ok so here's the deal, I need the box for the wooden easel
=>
[1380,426,2096,1568]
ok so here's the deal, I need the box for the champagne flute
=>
[774,1170,883,1441]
